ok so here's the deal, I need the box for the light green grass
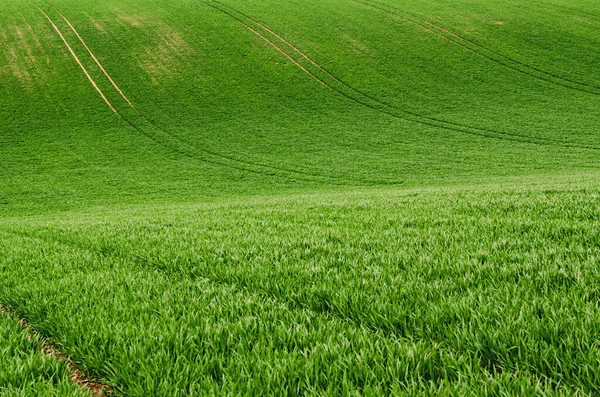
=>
[0,313,90,396]
[2,183,600,395]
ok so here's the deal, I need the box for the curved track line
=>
[37,6,118,114]
[210,0,342,85]
[39,8,368,186]
[203,1,600,151]
[117,111,360,185]
[53,7,136,109]
[413,14,600,92]
[54,9,376,184]
[529,1,600,22]
[39,10,310,184]
[239,21,326,86]
[357,0,600,95]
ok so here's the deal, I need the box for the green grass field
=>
[1,0,600,395]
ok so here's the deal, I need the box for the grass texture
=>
[0,312,90,396]
[1,184,600,395]
[1,0,599,215]
[1,0,600,394]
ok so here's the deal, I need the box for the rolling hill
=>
[1,0,600,395]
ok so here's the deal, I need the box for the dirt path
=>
[0,304,109,396]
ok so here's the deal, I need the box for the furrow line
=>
[53,7,137,109]
[0,303,110,396]
[36,6,118,114]
[38,7,363,186]
[130,104,368,184]
[205,1,600,151]
[358,0,600,94]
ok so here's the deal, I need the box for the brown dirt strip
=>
[0,304,109,396]
[53,7,136,109]
[37,6,118,114]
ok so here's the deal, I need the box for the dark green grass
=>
[1,0,600,215]
[1,183,600,395]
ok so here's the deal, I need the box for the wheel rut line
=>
[38,6,361,186]
[52,6,137,109]
[36,5,119,114]
[118,94,348,185]
[412,14,600,93]
[211,0,342,84]
[203,2,518,142]
[204,1,600,151]
[132,106,366,185]
[119,116,349,184]
[357,0,600,95]
[530,0,600,23]
[237,20,327,86]
[0,304,110,396]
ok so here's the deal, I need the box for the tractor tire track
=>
[37,6,118,114]
[125,112,366,185]
[528,1,600,23]
[39,7,370,186]
[238,21,326,87]
[49,8,342,184]
[356,0,600,95]
[412,13,600,93]
[203,2,515,140]
[52,9,328,183]
[203,1,600,151]
[53,6,136,109]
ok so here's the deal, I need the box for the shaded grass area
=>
[1,183,599,395]
[0,312,90,397]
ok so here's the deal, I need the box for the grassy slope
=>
[1,0,600,394]
[1,0,599,214]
